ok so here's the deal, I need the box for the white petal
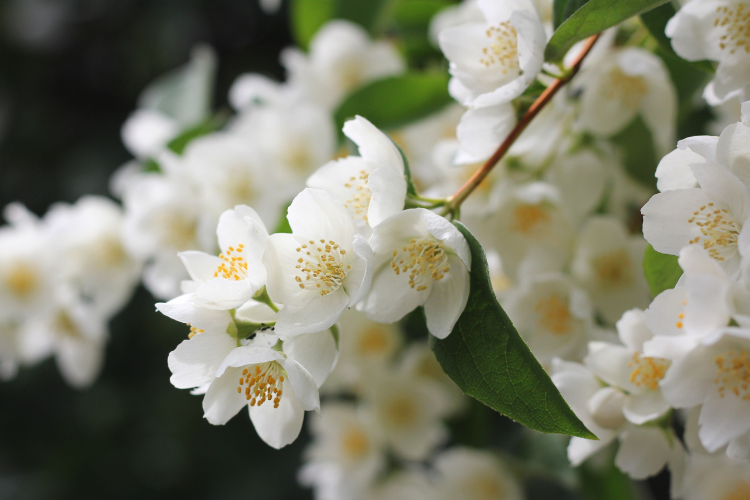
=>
[456,104,516,160]
[283,330,338,388]
[641,188,713,255]
[367,165,407,227]
[615,427,669,479]
[214,346,284,378]
[616,309,652,352]
[56,338,104,389]
[168,332,236,389]
[249,379,304,449]
[155,293,232,333]
[179,251,222,283]
[287,188,358,246]
[690,159,750,223]
[655,148,700,192]
[275,290,350,337]
[584,342,637,391]
[623,390,670,425]
[343,116,404,174]
[698,394,750,452]
[422,210,471,268]
[344,234,374,307]
[424,254,470,339]
[357,261,426,324]
[278,358,320,411]
[716,123,750,191]
[568,435,615,466]
[194,276,257,310]
[659,347,714,408]
[202,367,246,425]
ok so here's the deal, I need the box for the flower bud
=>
[588,387,626,429]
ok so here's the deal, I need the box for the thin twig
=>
[444,34,601,213]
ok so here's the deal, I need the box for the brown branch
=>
[445,34,601,212]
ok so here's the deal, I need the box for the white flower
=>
[504,273,594,366]
[182,132,287,224]
[357,208,471,339]
[282,20,405,109]
[178,205,268,310]
[44,196,140,317]
[433,447,524,500]
[585,309,671,425]
[551,359,684,481]
[574,47,677,154]
[168,329,330,449]
[321,309,403,394]
[301,403,385,497]
[363,372,450,461]
[571,217,649,324]
[454,103,517,163]
[659,327,750,454]
[479,182,573,280]
[545,148,608,220]
[121,154,215,299]
[642,131,750,277]
[307,116,406,234]
[121,45,216,158]
[229,99,336,185]
[264,188,374,337]
[438,0,546,108]
[666,0,750,104]
[680,454,750,500]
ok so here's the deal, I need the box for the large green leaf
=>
[430,222,596,439]
[643,244,682,297]
[335,72,452,133]
[553,0,590,30]
[641,3,715,74]
[290,0,337,50]
[545,0,670,60]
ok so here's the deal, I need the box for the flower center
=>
[54,311,81,339]
[467,475,505,500]
[295,239,350,296]
[512,203,551,235]
[602,67,648,111]
[723,481,750,500]
[480,22,520,75]
[715,3,750,54]
[594,249,633,288]
[390,238,450,292]
[238,361,285,408]
[534,293,572,336]
[687,202,741,262]
[342,169,372,224]
[158,212,198,250]
[214,244,248,281]
[714,349,750,400]
[382,393,419,428]
[340,426,370,459]
[357,326,390,355]
[5,262,38,299]
[629,352,670,390]
[283,144,312,173]
[187,324,205,338]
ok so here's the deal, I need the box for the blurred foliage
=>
[643,245,683,298]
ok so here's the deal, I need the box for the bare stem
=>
[444,34,601,214]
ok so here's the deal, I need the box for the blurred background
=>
[0,1,696,498]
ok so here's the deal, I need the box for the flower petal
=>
[168,332,236,389]
[423,254,470,339]
[249,379,305,449]
[283,329,338,388]
[155,293,232,333]
[615,426,669,479]
[202,367,246,425]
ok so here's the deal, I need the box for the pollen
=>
[390,238,450,291]
[295,238,349,296]
[687,204,740,262]
[342,170,372,224]
[511,203,551,235]
[239,362,286,409]
[534,293,572,336]
[593,249,634,288]
[714,349,750,400]
[479,22,520,75]
[213,243,249,281]
[602,67,648,111]
[629,352,670,391]
[4,262,38,299]
[715,3,750,54]
[187,325,205,338]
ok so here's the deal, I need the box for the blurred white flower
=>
[358,208,471,339]
[265,189,374,337]
[282,20,405,109]
[666,0,750,104]
[438,0,546,108]
[433,447,524,500]
[571,217,649,324]
[680,454,750,500]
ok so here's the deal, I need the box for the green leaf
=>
[335,72,452,133]
[337,0,390,34]
[391,0,454,29]
[273,200,293,234]
[643,244,682,297]
[167,114,226,155]
[430,222,596,439]
[610,115,658,189]
[641,3,715,74]
[579,456,641,500]
[290,0,338,50]
[545,0,670,61]
[393,142,418,197]
[553,0,590,30]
